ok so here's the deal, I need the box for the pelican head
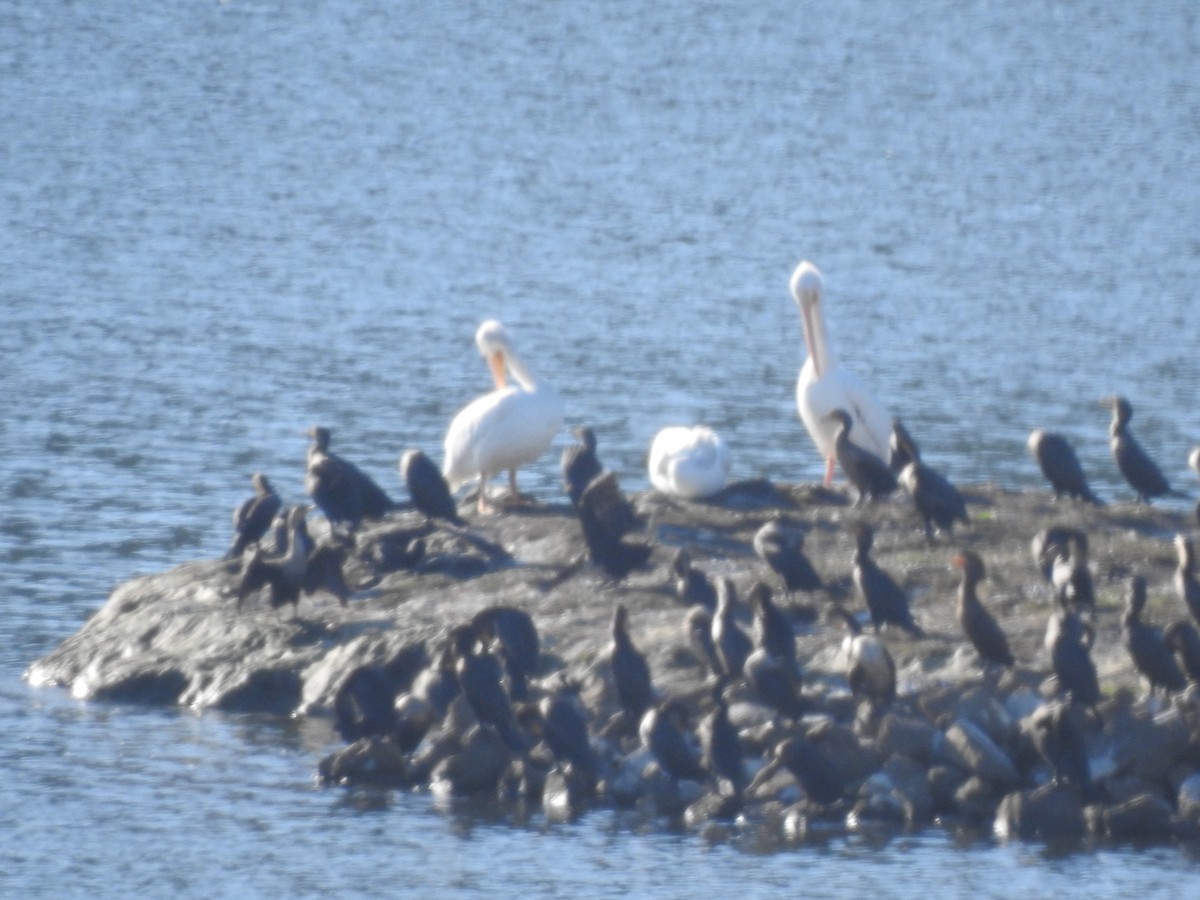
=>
[790,261,829,377]
[475,319,512,389]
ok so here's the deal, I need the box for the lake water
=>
[3,0,1200,895]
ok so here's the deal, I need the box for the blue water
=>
[3,0,1200,894]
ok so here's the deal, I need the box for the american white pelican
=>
[442,320,564,513]
[791,261,891,486]
[647,425,731,500]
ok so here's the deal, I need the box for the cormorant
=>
[827,408,897,505]
[898,460,969,540]
[225,472,283,560]
[537,686,598,776]
[750,735,846,806]
[236,506,349,615]
[334,665,398,742]
[1027,429,1103,504]
[1048,532,1095,615]
[1164,620,1200,685]
[610,604,655,723]
[640,699,709,784]
[670,548,718,610]
[747,581,796,669]
[887,418,921,475]
[577,472,652,582]
[830,606,896,712]
[1122,574,1187,696]
[1173,535,1200,627]
[752,516,823,600]
[1046,602,1100,709]
[1030,526,1086,585]
[1104,397,1172,503]
[698,678,744,794]
[470,605,539,701]
[305,426,396,529]
[743,646,808,722]
[1029,703,1100,801]
[851,522,923,636]
[561,425,603,507]
[683,605,721,676]
[399,448,463,525]
[451,624,528,752]
[953,550,1014,670]
[712,577,753,678]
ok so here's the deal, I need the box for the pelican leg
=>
[824,457,836,487]
[477,477,497,515]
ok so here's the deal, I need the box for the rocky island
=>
[27,478,1200,848]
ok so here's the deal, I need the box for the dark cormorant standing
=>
[1029,703,1100,801]
[1030,526,1086,585]
[671,548,718,610]
[831,606,896,712]
[1122,575,1187,696]
[683,604,721,676]
[1173,535,1200,627]
[470,605,539,701]
[1047,532,1095,615]
[561,425,603,507]
[898,460,969,540]
[752,516,823,600]
[1104,397,1172,503]
[334,665,398,742]
[1046,603,1100,709]
[452,624,528,752]
[537,686,598,776]
[305,426,396,529]
[577,472,651,581]
[699,679,744,794]
[640,699,709,784]
[610,604,655,723]
[750,736,846,806]
[953,550,1014,670]
[236,506,349,614]
[851,522,923,636]
[1027,429,1103,504]
[399,448,463,525]
[743,646,808,722]
[712,578,753,678]
[827,408,897,505]
[747,581,796,669]
[1164,620,1200,685]
[887,418,921,475]
[225,473,283,560]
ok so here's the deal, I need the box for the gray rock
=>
[994,784,1086,843]
[936,719,1020,789]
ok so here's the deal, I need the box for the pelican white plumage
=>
[791,261,891,487]
[442,320,564,513]
[648,425,731,500]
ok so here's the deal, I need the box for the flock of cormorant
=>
[218,271,1200,837]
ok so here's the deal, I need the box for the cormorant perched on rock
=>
[743,645,807,722]
[898,460,969,540]
[670,548,717,610]
[561,425,603,507]
[1046,602,1100,709]
[749,735,846,806]
[831,606,895,713]
[953,551,1014,671]
[1173,535,1200,628]
[236,506,349,615]
[887,418,921,475]
[1122,575,1187,696]
[334,665,398,742]
[225,473,283,560]
[1103,396,1172,503]
[470,605,539,701]
[451,624,528,752]
[752,516,823,601]
[698,679,744,793]
[537,686,598,776]
[577,472,651,582]
[851,522,923,636]
[1029,703,1100,801]
[640,699,709,784]
[1164,620,1200,685]
[682,605,721,676]
[747,581,796,669]
[712,578,753,678]
[1030,526,1086,585]
[827,408,897,505]
[399,449,463,525]
[1047,532,1095,615]
[1027,429,1103,505]
[305,426,396,529]
[610,605,655,724]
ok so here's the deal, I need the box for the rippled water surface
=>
[3,0,1200,895]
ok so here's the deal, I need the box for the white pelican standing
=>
[791,261,891,486]
[648,425,731,500]
[442,320,564,513]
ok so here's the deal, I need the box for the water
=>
[3,0,1200,894]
